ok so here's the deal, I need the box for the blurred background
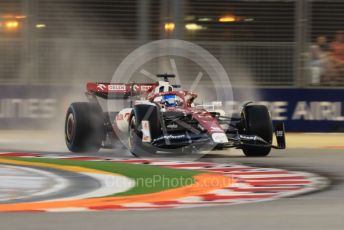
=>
[0,0,344,133]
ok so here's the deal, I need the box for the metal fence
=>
[0,0,343,86]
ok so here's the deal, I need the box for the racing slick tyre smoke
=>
[128,104,160,156]
[242,105,273,157]
[65,102,105,153]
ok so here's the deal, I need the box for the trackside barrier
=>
[0,85,343,132]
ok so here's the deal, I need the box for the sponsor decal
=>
[239,134,257,141]
[0,98,56,119]
[97,84,106,91]
[210,126,223,132]
[154,134,186,142]
[239,134,266,143]
[276,130,284,137]
[141,85,152,92]
[133,85,140,92]
[131,85,152,92]
[141,120,151,142]
[291,101,344,121]
[116,112,131,121]
[108,84,126,92]
[226,100,344,122]
[166,123,178,129]
[211,133,228,143]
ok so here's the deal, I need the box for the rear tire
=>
[242,105,273,157]
[65,102,104,153]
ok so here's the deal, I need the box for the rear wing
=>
[86,82,156,99]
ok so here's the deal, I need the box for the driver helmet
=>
[163,94,177,107]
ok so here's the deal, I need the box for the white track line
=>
[53,173,135,201]
[0,165,69,202]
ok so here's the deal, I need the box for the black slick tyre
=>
[242,105,273,157]
[65,102,104,153]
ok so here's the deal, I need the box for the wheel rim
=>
[66,113,75,142]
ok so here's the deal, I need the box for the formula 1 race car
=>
[65,74,286,157]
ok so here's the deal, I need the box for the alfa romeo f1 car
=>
[65,74,286,157]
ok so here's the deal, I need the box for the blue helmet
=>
[163,94,177,107]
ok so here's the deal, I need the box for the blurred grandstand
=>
[1,0,344,132]
[0,0,343,86]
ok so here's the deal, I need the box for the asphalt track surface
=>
[0,137,343,229]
